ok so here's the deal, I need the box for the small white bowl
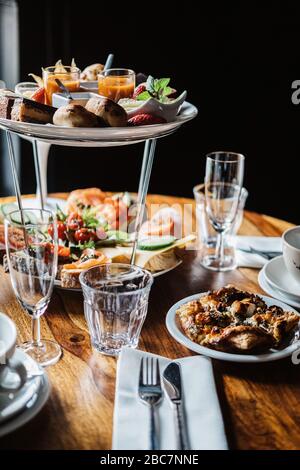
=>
[79,80,99,92]
[52,91,97,108]
[119,91,187,122]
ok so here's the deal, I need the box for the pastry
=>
[53,104,99,127]
[11,97,55,124]
[85,96,127,127]
[177,285,300,353]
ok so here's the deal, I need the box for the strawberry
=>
[132,83,146,99]
[128,114,166,126]
[31,87,45,104]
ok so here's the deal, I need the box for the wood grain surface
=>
[0,193,299,450]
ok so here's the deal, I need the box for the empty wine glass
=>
[203,151,245,271]
[4,209,62,367]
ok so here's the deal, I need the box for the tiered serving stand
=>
[0,101,197,263]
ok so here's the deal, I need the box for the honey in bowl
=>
[43,67,81,105]
[98,68,135,102]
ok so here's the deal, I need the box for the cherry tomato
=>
[66,212,84,231]
[48,221,67,241]
[74,228,97,243]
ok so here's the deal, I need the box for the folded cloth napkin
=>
[112,348,228,450]
[234,236,282,268]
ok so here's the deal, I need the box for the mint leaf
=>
[156,78,170,90]
[146,76,155,94]
[137,91,151,101]
[162,86,173,96]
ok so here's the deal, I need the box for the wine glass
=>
[203,151,245,271]
[4,209,62,367]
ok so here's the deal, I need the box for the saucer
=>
[258,269,300,309]
[263,256,300,300]
[0,350,49,436]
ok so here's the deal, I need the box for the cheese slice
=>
[100,235,196,272]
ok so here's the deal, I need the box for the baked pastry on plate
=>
[176,285,300,353]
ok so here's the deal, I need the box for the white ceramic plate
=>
[20,197,67,212]
[166,292,300,363]
[258,269,300,309]
[0,101,198,147]
[54,260,182,292]
[0,350,50,437]
[264,256,300,300]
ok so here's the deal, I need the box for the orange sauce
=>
[98,76,134,102]
[44,73,80,105]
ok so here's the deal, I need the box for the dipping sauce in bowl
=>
[43,66,81,105]
[98,68,135,102]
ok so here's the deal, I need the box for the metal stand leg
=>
[130,138,157,265]
[6,131,23,212]
[32,140,45,210]
[32,140,51,210]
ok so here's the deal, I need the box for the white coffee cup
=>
[0,312,27,393]
[282,226,300,284]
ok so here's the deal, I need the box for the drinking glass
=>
[98,68,135,102]
[43,65,81,105]
[4,209,62,367]
[80,263,153,356]
[203,152,245,271]
[15,82,39,98]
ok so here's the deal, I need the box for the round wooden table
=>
[0,193,299,450]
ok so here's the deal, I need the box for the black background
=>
[12,1,300,223]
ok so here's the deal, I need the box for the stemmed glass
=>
[4,209,62,367]
[203,152,245,271]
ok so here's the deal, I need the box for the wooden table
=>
[0,193,299,451]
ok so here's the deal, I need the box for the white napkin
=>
[112,348,228,450]
[234,236,282,268]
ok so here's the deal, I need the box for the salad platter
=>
[0,188,195,290]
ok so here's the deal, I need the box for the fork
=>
[138,357,163,450]
[238,246,281,260]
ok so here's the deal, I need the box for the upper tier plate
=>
[0,101,197,147]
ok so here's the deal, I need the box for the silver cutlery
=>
[55,78,73,100]
[238,246,281,260]
[104,53,114,71]
[138,357,162,450]
[163,362,190,450]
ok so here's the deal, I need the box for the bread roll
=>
[85,96,127,127]
[53,104,98,127]
[81,63,104,81]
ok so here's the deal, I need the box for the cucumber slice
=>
[106,230,130,242]
[0,204,38,226]
[10,211,30,225]
[0,203,18,223]
[137,236,176,251]
[26,211,38,225]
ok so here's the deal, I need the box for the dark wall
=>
[15,1,300,223]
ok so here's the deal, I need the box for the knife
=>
[163,362,190,450]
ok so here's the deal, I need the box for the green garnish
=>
[137,76,173,102]
[106,230,130,242]
[56,204,67,222]
[81,207,101,229]
[77,239,96,250]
